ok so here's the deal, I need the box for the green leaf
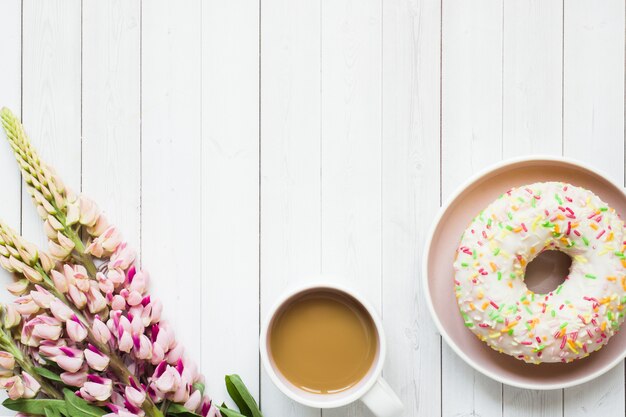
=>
[33,366,63,382]
[218,406,248,417]
[44,406,64,417]
[166,403,202,417]
[3,398,67,415]
[225,375,262,417]
[63,389,107,417]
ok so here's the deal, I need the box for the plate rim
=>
[422,154,626,390]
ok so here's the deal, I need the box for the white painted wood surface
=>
[0,1,624,416]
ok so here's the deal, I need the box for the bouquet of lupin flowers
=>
[0,108,263,417]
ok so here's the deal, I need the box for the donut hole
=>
[524,250,572,294]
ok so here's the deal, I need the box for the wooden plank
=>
[82,0,140,256]
[0,0,22,292]
[562,1,625,416]
[502,1,563,416]
[259,0,322,415]
[320,0,382,415]
[201,0,260,407]
[0,1,22,413]
[502,0,563,157]
[441,1,503,415]
[22,0,82,249]
[141,0,203,374]
[382,0,441,416]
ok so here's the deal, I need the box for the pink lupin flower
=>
[86,284,107,314]
[103,409,141,417]
[120,288,143,307]
[60,366,88,387]
[97,271,115,294]
[170,381,190,404]
[66,199,80,226]
[68,285,87,309]
[3,304,21,328]
[49,298,74,321]
[21,372,41,398]
[184,390,202,412]
[152,362,181,394]
[55,346,85,373]
[62,264,89,286]
[87,214,109,237]
[166,343,184,365]
[14,295,40,315]
[50,269,69,293]
[121,401,143,417]
[150,345,165,366]
[85,226,121,257]
[149,325,165,365]
[135,334,153,361]
[114,314,133,353]
[92,316,112,344]
[30,285,54,309]
[3,375,24,400]
[125,384,146,408]
[6,279,29,296]
[154,322,175,351]
[128,270,149,294]
[78,196,99,227]
[80,374,113,402]
[0,351,15,370]
[48,239,72,261]
[180,359,199,386]
[66,315,88,342]
[21,315,62,346]
[22,265,43,284]
[107,268,126,287]
[116,329,132,353]
[200,396,217,417]
[109,242,136,271]
[111,294,127,311]
[84,344,109,372]
[39,339,66,358]
[31,316,62,340]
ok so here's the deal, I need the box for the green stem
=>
[64,227,98,278]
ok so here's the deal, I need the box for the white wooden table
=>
[0,1,624,416]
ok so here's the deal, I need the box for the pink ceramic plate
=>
[423,156,626,390]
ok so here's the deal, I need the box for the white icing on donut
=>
[454,182,626,363]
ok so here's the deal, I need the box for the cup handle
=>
[360,377,404,417]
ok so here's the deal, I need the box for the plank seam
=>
[258,0,263,409]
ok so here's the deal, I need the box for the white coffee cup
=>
[260,282,404,417]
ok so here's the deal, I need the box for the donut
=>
[453,182,626,363]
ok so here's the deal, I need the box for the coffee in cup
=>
[260,282,404,417]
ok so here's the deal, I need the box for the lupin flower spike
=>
[0,109,265,417]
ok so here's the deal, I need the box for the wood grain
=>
[201,0,260,407]
[383,0,441,416]
[82,0,141,253]
[502,1,564,416]
[441,1,504,414]
[563,1,625,415]
[0,1,623,416]
[320,0,382,416]
[260,0,322,415]
[0,0,22,285]
[141,0,203,373]
[0,1,22,413]
[22,0,82,248]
